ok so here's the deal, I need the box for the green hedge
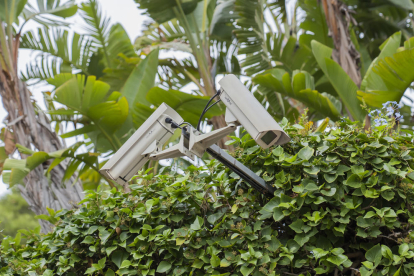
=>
[2,117,414,276]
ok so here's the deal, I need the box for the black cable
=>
[179,122,194,128]
[204,99,221,114]
[165,118,182,129]
[197,90,221,131]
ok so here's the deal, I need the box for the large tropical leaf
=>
[311,40,365,121]
[135,0,203,24]
[349,0,413,51]
[298,0,332,48]
[357,33,414,108]
[20,28,94,82]
[106,24,136,61]
[47,74,128,151]
[0,0,27,24]
[254,68,342,120]
[117,48,159,108]
[145,87,225,127]
[209,0,238,41]
[360,31,401,92]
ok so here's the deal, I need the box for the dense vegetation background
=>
[1,0,414,275]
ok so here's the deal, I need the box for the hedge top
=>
[2,113,414,276]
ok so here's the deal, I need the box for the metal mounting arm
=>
[154,118,276,196]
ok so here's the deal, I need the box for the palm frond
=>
[21,0,78,28]
[80,0,111,66]
[234,0,271,76]
[135,19,187,52]
[106,24,136,60]
[20,28,95,82]
[267,0,287,22]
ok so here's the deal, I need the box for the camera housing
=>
[100,103,183,185]
[218,74,290,149]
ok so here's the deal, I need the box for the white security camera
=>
[100,103,183,185]
[218,74,290,149]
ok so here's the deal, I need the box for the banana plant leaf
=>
[357,33,414,108]
[135,0,202,24]
[209,0,238,41]
[360,32,401,92]
[145,87,225,127]
[254,68,342,121]
[299,0,332,48]
[120,48,159,107]
[311,40,366,122]
[0,0,27,24]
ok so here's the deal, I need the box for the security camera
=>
[100,103,183,185]
[218,74,290,149]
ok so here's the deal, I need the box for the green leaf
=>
[105,269,115,276]
[210,255,220,268]
[192,259,204,269]
[357,46,414,108]
[120,260,131,269]
[366,244,382,266]
[81,236,95,244]
[311,40,365,121]
[220,258,231,267]
[135,0,202,24]
[190,216,204,231]
[254,70,341,120]
[273,208,285,222]
[398,243,409,256]
[312,248,329,260]
[327,254,348,266]
[3,159,26,170]
[26,152,49,170]
[146,87,224,126]
[105,246,117,256]
[157,261,172,273]
[111,250,129,269]
[298,146,315,161]
[97,257,106,270]
[393,266,401,276]
[207,212,224,225]
[120,48,159,107]
[8,168,30,187]
[360,32,401,92]
[345,174,362,188]
[60,126,97,138]
[240,265,255,276]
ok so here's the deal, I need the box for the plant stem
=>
[95,123,120,151]
[0,20,14,73]
[174,2,214,97]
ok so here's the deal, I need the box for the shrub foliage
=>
[2,118,414,276]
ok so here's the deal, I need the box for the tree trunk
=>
[322,0,361,87]
[0,73,84,233]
